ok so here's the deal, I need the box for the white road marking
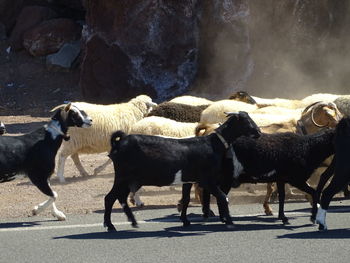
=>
[0,211,309,233]
[1,206,349,233]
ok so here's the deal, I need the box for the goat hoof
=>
[282,220,290,225]
[104,223,117,232]
[182,220,191,227]
[136,202,144,208]
[32,207,38,216]
[131,222,139,228]
[318,224,327,231]
[54,212,66,221]
[264,210,273,216]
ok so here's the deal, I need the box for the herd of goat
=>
[1,91,350,232]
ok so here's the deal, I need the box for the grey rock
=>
[46,41,81,70]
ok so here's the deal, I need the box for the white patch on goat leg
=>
[172,170,183,185]
[51,202,66,221]
[32,191,57,216]
[316,204,328,230]
[56,153,67,183]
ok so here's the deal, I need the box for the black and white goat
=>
[0,121,5,135]
[0,103,92,220]
[104,111,261,232]
[315,117,350,230]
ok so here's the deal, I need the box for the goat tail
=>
[110,130,127,149]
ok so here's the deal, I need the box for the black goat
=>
[104,111,261,232]
[147,102,209,123]
[315,117,350,230]
[0,103,92,220]
[200,129,336,225]
[0,121,5,135]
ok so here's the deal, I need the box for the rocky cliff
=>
[1,0,350,105]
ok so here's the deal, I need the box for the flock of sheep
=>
[1,90,350,232]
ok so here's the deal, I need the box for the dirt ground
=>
[0,38,338,221]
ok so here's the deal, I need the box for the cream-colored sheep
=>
[130,116,197,138]
[251,96,304,109]
[56,95,157,183]
[301,93,342,106]
[169,95,213,106]
[200,100,258,124]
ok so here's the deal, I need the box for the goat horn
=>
[302,101,323,115]
[311,104,328,128]
[50,104,68,112]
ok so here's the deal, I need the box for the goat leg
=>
[209,185,234,229]
[276,180,289,225]
[180,183,192,226]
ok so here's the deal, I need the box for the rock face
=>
[9,6,57,51]
[80,0,200,103]
[23,18,82,56]
[81,0,350,103]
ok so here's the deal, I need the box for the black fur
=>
[201,129,335,225]
[104,111,261,232]
[147,102,209,122]
[314,117,350,230]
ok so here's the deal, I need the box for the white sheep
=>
[200,99,258,124]
[169,95,213,106]
[301,93,342,106]
[130,116,197,138]
[56,95,157,183]
[251,96,304,109]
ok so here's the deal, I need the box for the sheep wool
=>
[170,95,213,106]
[56,94,156,182]
[200,99,257,124]
[131,116,197,138]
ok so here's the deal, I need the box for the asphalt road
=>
[1,199,350,263]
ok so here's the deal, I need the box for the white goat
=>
[56,95,157,183]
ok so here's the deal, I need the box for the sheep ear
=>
[64,103,72,112]
[146,101,157,108]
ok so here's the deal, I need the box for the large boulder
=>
[9,6,57,51]
[23,18,82,56]
[80,0,199,103]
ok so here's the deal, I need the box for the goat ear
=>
[64,103,72,112]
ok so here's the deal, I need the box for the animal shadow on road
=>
[277,228,350,239]
[0,220,53,229]
[53,213,309,240]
